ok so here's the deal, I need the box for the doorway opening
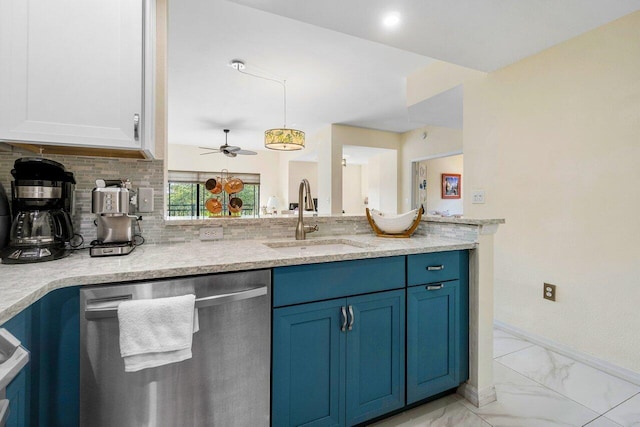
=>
[411,152,463,217]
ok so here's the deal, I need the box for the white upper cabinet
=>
[0,0,155,157]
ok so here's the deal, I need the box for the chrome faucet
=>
[295,179,318,240]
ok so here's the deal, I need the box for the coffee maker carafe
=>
[2,158,75,264]
[90,179,136,257]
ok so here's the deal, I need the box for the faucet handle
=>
[304,224,319,233]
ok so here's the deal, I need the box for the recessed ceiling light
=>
[383,13,401,28]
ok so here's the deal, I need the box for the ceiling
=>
[169,0,640,155]
[229,0,640,72]
[168,0,434,153]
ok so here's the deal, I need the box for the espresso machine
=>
[1,158,75,264]
[90,179,137,257]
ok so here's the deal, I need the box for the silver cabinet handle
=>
[84,286,267,320]
[348,305,354,331]
[341,306,347,332]
[427,284,444,291]
[427,265,445,271]
[134,113,140,141]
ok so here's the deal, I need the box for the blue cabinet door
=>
[346,290,405,426]
[2,286,79,427]
[34,286,79,427]
[407,280,459,404]
[272,299,347,427]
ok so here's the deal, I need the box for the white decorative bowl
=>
[369,208,420,234]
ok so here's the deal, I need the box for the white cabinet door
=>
[0,0,152,153]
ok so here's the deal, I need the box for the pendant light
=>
[231,60,305,151]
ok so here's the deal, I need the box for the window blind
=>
[168,170,261,185]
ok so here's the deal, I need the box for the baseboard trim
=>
[494,320,640,386]
[457,382,496,408]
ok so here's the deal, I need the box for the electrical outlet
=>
[472,190,485,204]
[543,283,556,301]
[199,227,223,241]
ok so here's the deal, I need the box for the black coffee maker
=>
[1,158,76,264]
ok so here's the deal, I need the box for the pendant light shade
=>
[263,79,305,150]
[264,128,305,151]
[230,60,305,151]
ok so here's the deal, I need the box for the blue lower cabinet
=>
[345,290,405,426]
[407,280,459,404]
[1,286,79,427]
[3,307,32,427]
[273,298,347,427]
[5,369,29,427]
[272,290,405,427]
[35,286,80,427]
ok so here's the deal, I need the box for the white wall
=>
[367,158,381,212]
[366,151,398,213]
[167,144,283,209]
[331,125,400,213]
[407,61,485,107]
[463,11,640,373]
[424,154,463,215]
[342,164,363,214]
[288,161,318,209]
[315,125,334,214]
[361,164,369,209]
[399,126,463,212]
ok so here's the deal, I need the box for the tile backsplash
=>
[0,151,166,244]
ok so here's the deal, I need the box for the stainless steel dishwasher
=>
[80,270,270,427]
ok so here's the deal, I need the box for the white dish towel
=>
[117,294,199,372]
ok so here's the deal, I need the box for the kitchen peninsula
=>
[0,215,502,426]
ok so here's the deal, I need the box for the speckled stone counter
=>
[0,234,475,325]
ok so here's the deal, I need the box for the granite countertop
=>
[0,234,475,325]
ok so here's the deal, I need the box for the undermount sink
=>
[264,239,370,256]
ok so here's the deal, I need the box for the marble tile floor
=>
[370,328,640,427]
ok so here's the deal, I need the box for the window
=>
[168,171,260,218]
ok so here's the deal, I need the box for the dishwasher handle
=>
[84,285,268,320]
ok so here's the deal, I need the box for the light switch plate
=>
[137,188,154,212]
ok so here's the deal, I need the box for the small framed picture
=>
[441,173,461,199]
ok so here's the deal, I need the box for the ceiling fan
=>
[200,129,257,157]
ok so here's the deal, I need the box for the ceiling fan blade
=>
[236,149,257,155]
[199,147,222,153]
[224,145,241,152]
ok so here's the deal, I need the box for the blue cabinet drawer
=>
[407,251,460,286]
[273,256,405,307]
